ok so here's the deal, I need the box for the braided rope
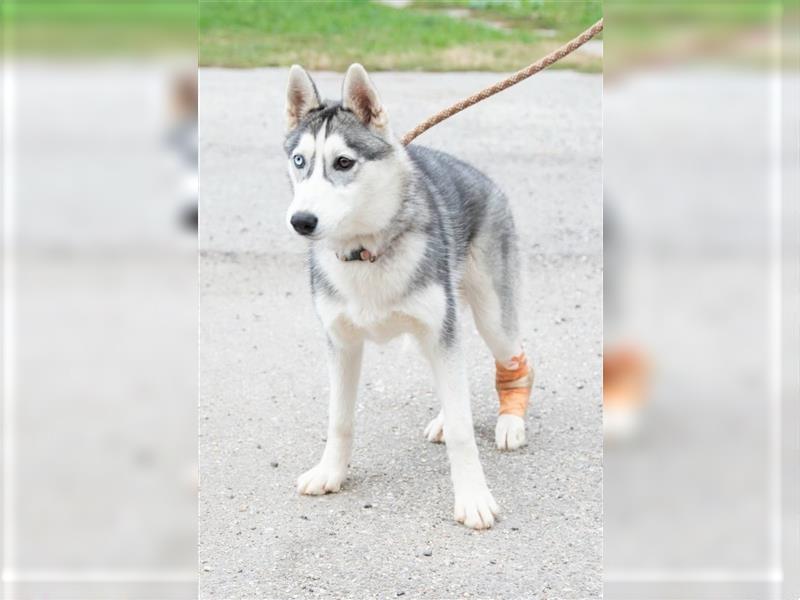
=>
[401,18,604,146]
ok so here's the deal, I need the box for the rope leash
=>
[401,18,604,146]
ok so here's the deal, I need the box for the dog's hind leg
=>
[297,338,363,495]
[463,246,531,451]
[423,410,446,443]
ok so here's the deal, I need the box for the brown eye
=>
[334,156,354,171]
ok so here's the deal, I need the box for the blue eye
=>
[292,155,305,168]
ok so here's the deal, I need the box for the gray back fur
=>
[404,145,519,345]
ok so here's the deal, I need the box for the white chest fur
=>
[313,234,445,344]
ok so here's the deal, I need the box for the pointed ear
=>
[342,63,387,130]
[285,65,321,131]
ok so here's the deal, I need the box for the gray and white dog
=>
[284,64,528,530]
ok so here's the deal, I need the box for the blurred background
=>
[1,2,197,599]
[603,1,799,599]
[2,1,800,599]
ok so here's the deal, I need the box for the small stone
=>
[270,461,279,468]
[511,527,519,531]
[422,548,433,557]
[203,566,212,572]
[396,592,405,597]
[300,515,309,520]
[576,383,584,389]
[363,503,373,509]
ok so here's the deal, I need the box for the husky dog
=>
[284,64,529,530]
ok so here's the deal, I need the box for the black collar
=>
[338,246,377,263]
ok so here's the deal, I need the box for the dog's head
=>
[283,64,405,242]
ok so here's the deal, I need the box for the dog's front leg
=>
[297,339,363,495]
[423,336,499,529]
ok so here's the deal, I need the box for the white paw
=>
[454,485,500,530]
[495,414,526,450]
[297,463,346,495]
[424,411,445,443]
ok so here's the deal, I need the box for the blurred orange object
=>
[604,347,649,407]
[603,347,650,438]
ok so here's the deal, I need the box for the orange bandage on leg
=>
[495,353,534,417]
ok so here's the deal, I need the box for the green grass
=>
[198,0,603,72]
[2,2,197,56]
[410,0,602,32]
[603,1,793,73]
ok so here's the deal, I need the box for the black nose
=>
[290,211,318,236]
